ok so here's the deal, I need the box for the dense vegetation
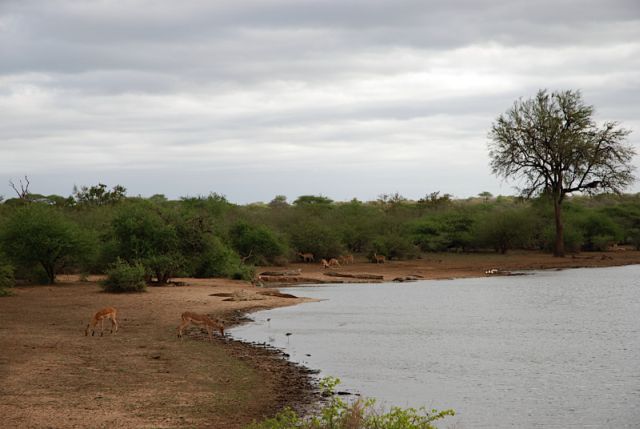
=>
[1,183,639,286]
[248,378,455,429]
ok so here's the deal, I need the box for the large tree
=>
[489,89,635,256]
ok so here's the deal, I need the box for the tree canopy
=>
[0,205,89,283]
[489,89,635,256]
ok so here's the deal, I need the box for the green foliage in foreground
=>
[247,378,454,429]
[101,259,147,293]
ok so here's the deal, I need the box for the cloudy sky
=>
[1,0,639,203]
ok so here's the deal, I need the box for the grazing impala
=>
[297,252,315,263]
[85,307,118,337]
[177,312,225,341]
[340,254,354,265]
[321,258,330,269]
[373,253,386,264]
[328,258,341,267]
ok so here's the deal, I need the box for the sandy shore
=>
[1,250,639,428]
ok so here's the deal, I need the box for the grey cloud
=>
[1,0,639,201]
[2,1,639,77]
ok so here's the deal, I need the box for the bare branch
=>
[9,175,31,200]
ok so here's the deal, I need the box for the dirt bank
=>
[0,278,317,429]
[259,249,640,284]
[1,250,639,428]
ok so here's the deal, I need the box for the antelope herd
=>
[84,251,388,341]
[84,307,225,341]
[299,252,389,268]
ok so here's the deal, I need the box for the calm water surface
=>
[231,266,640,428]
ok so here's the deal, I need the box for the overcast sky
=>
[1,0,639,203]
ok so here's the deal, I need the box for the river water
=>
[231,266,640,428]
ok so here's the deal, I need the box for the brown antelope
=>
[177,312,225,341]
[328,258,341,267]
[85,307,118,337]
[373,252,386,264]
[339,254,354,265]
[321,258,330,269]
[297,252,315,263]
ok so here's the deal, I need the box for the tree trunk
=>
[42,263,56,284]
[553,196,565,257]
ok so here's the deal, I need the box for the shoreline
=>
[1,250,639,428]
[256,249,640,286]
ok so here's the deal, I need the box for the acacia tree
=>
[489,89,635,256]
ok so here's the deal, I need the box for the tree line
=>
[1,183,639,289]
[0,88,635,290]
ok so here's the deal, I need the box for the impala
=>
[177,312,225,341]
[85,307,118,337]
[339,254,354,265]
[373,253,386,264]
[297,252,315,263]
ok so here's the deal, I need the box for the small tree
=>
[73,183,127,206]
[110,204,181,284]
[489,89,635,256]
[229,221,287,265]
[0,205,87,283]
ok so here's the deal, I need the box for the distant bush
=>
[0,204,89,284]
[473,209,538,254]
[0,262,14,296]
[630,228,640,250]
[229,222,288,265]
[577,213,622,251]
[541,224,583,253]
[247,377,454,429]
[410,212,474,252]
[370,234,419,260]
[101,259,146,293]
[193,236,254,281]
[289,221,344,259]
[143,253,186,284]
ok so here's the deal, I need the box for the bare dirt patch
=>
[0,278,316,429]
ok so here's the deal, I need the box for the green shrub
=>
[289,221,344,259]
[577,213,622,251]
[247,377,454,429]
[101,259,146,293]
[229,222,288,265]
[370,234,419,260]
[0,204,89,284]
[143,253,186,284]
[0,262,14,296]
[193,236,253,281]
[473,209,538,254]
[409,212,474,252]
[541,224,583,253]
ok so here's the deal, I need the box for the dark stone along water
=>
[231,266,640,428]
